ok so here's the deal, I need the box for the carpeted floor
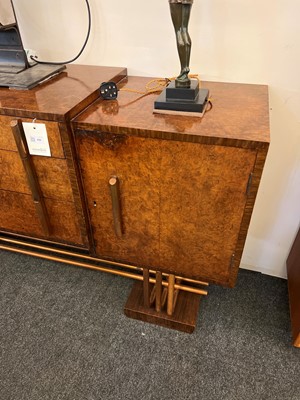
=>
[0,250,299,400]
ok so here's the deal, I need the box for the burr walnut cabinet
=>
[72,76,270,288]
[0,70,270,333]
[71,76,270,331]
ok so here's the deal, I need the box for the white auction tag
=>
[22,122,51,157]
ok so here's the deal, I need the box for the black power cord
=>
[28,0,91,65]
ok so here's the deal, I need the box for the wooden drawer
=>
[0,115,65,158]
[0,190,83,245]
[0,149,74,201]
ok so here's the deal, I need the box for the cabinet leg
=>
[143,269,150,308]
[155,271,162,312]
[124,268,208,333]
[294,334,300,348]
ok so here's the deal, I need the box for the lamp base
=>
[154,80,209,115]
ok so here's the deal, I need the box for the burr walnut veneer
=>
[0,71,270,332]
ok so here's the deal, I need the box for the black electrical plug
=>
[99,81,118,100]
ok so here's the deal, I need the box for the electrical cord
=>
[29,0,91,65]
[115,75,213,112]
[119,74,202,95]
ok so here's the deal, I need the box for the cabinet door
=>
[159,141,256,285]
[77,134,160,267]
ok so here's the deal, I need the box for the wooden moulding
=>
[124,281,202,333]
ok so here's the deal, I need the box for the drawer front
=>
[0,190,83,245]
[0,149,74,201]
[159,141,257,284]
[0,115,65,158]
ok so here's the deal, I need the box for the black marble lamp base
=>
[154,80,209,114]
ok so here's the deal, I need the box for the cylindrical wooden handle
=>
[10,119,51,236]
[109,176,123,238]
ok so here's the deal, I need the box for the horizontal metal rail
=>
[0,238,208,296]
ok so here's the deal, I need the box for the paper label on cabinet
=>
[22,122,51,157]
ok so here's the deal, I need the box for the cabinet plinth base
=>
[124,281,201,333]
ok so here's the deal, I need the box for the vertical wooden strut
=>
[155,271,163,312]
[143,269,150,308]
[10,119,51,236]
[167,274,176,316]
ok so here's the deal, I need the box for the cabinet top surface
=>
[73,76,270,146]
[0,65,127,121]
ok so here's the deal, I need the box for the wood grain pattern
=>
[287,227,300,347]
[73,76,270,149]
[0,115,64,157]
[124,281,201,333]
[73,75,269,288]
[77,131,257,285]
[0,72,269,298]
[0,66,128,248]
[0,65,127,121]
[229,147,269,287]
[0,150,73,200]
[0,190,83,244]
[10,119,51,236]
[58,122,95,250]
[159,141,256,285]
[77,134,161,267]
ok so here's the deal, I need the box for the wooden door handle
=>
[108,176,123,238]
[10,119,51,236]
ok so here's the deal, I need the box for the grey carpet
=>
[0,250,299,400]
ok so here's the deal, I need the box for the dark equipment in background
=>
[0,22,29,74]
[0,21,65,89]
[0,0,91,89]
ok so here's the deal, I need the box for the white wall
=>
[0,0,16,25]
[12,0,300,278]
